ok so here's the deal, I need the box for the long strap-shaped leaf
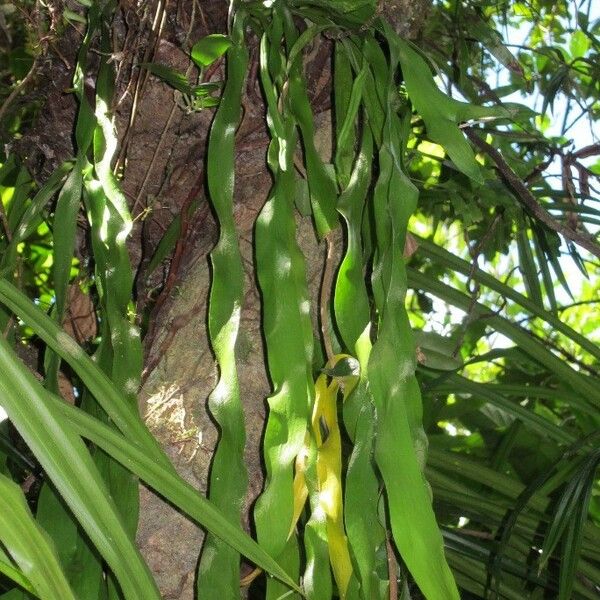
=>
[34,17,126,592]
[364,34,459,600]
[384,25,507,184]
[0,473,76,600]
[6,6,131,596]
[253,19,314,598]
[298,424,332,600]
[0,162,72,275]
[0,546,35,596]
[0,336,160,600]
[45,1,100,389]
[88,19,146,599]
[286,18,337,239]
[196,11,249,597]
[428,448,600,563]
[428,374,577,444]
[4,165,32,250]
[333,44,363,189]
[47,158,83,389]
[314,365,356,597]
[90,19,142,407]
[0,161,39,343]
[294,354,363,600]
[333,107,387,598]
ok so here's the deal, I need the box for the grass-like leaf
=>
[0,473,76,600]
[49,393,302,593]
[0,335,161,599]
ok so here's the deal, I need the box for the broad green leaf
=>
[414,331,463,371]
[385,25,508,184]
[569,30,590,59]
[191,34,232,68]
[470,19,524,77]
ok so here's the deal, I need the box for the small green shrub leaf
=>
[140,62,193,95]
[191,34,232,68]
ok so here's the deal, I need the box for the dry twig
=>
[465,128,600,260]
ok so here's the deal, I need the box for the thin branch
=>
[465,128,600,260]
[573,143,600,160]
[0,55,39,124]
[557,299,600,311]
[0,195,12,242]
[524,154,556,184]
[386,533,398,600]
[114,0,168,174]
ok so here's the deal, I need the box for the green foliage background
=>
[0,0,599,599]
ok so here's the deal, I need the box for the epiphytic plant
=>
[0,1,599,599]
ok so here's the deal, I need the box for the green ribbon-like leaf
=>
[0,473,75,600]
[197,11,249,596]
